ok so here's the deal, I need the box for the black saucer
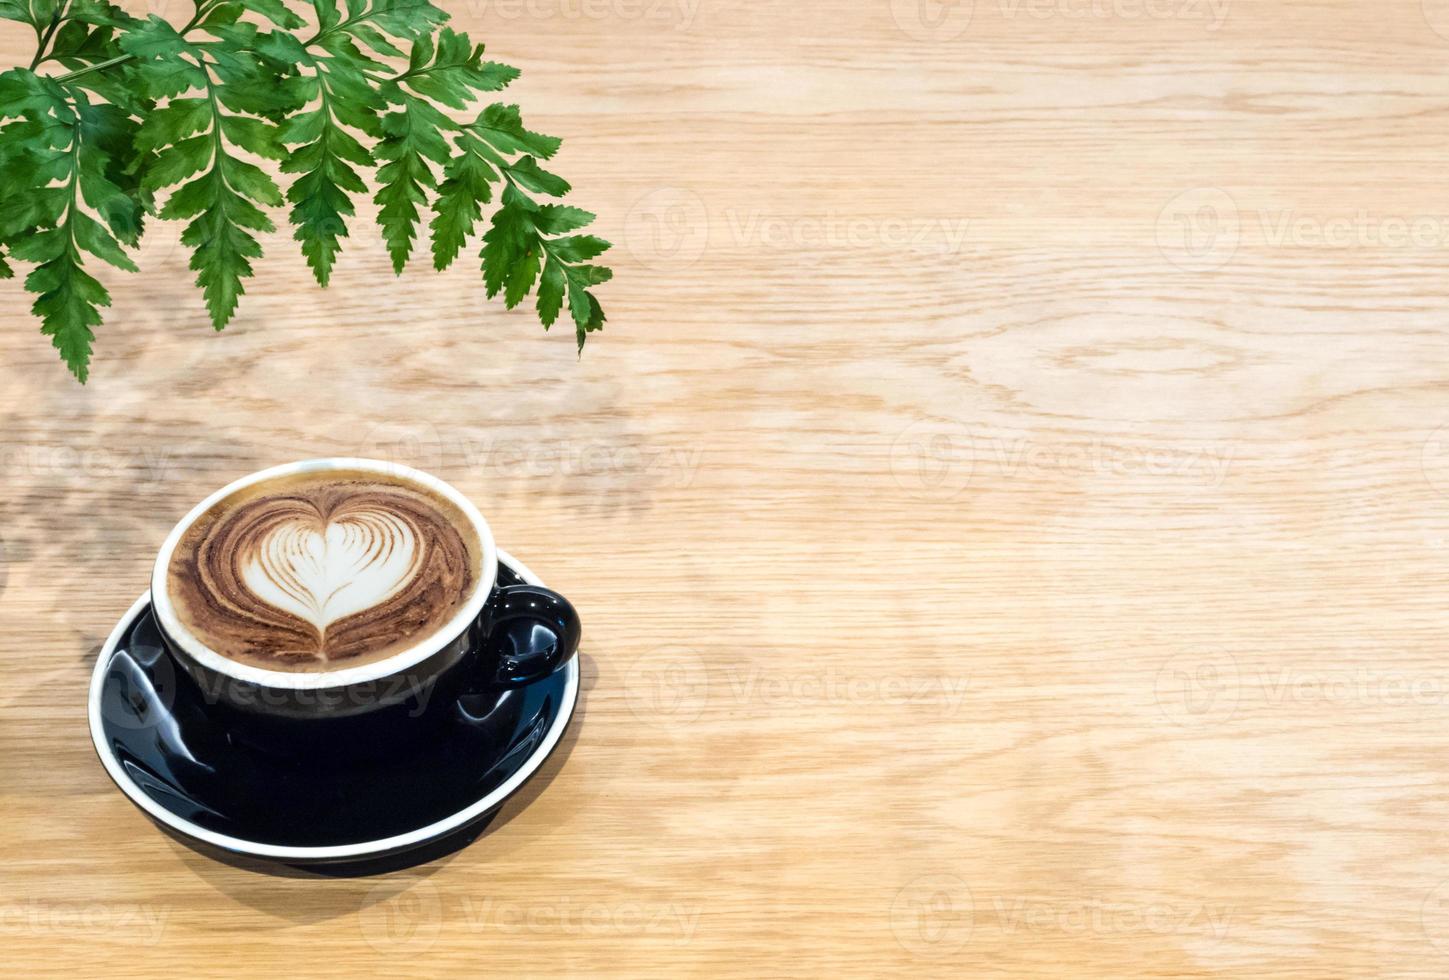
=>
[88,550,579,875]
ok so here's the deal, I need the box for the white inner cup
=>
[149,458,500,691]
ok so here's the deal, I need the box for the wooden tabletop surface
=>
[7,0,1449,975]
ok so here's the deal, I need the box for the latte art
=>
[241,509,422,631]
[164,471,483,672]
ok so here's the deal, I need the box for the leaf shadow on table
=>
[3,328,678,608]
[340,370,689,525]
[1,397,208,621]
[155,652,595,926]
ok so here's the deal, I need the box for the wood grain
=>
[6,0,1449,975]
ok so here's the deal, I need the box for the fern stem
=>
[303,7,380,49]
[28,1,67,71]
[55,52,128,81]
[52,0,214,82]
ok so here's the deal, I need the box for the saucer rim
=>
[87,548,580,862]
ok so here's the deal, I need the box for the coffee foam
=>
[164,470,482,672]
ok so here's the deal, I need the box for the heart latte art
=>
[241,510,424,631]
[165,471,482,671]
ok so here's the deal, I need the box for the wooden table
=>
[6,0,1449,975]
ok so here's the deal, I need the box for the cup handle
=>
[478,584,582,688]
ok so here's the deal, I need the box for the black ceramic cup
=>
[146,459,581,757]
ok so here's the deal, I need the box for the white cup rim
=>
[149,458,499,691]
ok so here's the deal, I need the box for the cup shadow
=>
[165,651,592,922]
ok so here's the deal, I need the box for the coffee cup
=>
[148,459,581,742]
